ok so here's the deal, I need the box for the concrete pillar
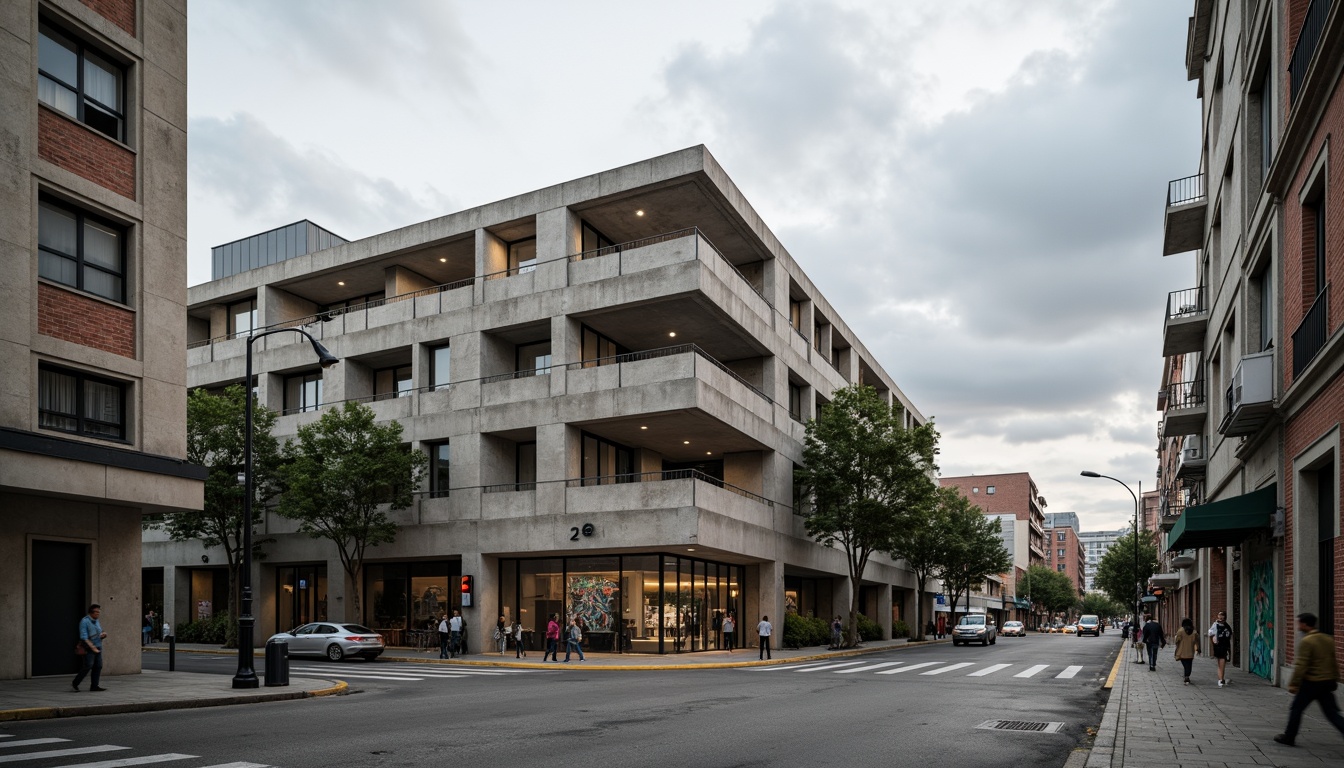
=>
[550,313,580,398]
[328,556,349,623]
[536,207,580,262]
[877,583,893,640]
[535,423,578,516]
[162,565,182,635]
[833,575,853,624]
[460,551,498,651]
[750,560,785,650]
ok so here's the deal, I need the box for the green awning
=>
[1167,484,1276,551]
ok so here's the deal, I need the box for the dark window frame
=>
[38,363,129,442]
[580,325,627,367]
[516,441,537,490]
[507,237,538,276]
[429,441,450,498]
[516,339,552,375]
[228,298,257,339]
[580,221,615,254]
[580,431,634,486]
[373,364,413,401]
[430,344,451,390]
[283,371,323,414]
[37,196,127,304]
[37,20,126,142]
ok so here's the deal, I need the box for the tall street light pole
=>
[1081,471,1142,631]
[233,327,339,690]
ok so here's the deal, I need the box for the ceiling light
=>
[668,332,676,337]
[687,548,695,552]
[337,281,345,286]
[683,440,690,445]
[636,210,645,217]
[706,452,712,455]
[439,257,447,262]
[640,426,648,430]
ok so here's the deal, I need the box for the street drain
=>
[976,720,1065,734]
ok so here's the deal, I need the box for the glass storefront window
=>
[276,564,328,631]
[410,562,449,630]
[519,558,564,652]
[364,561,457,638]
[621,555,661,652]
[566,556,621,652]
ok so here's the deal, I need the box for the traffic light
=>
[460,575,474,607]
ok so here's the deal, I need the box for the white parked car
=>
[268,622,385,661]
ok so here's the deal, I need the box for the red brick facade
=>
[37,107,135,200]
[78,0,135,37]
[38,282,135,359]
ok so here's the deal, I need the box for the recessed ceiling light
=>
[706,452,712,455]
[636,210,645,217]
[683,440,690,445]
[439,257,447,262]
[668,331,676,337]
[337,281,345,286]
[686,548,695,552]
[640,426,648,430]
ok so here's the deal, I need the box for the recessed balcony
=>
[1218,351,1275,436]
[1161,379,1207,437]
[1163,174,1206,256]
[1162,286,1208,357]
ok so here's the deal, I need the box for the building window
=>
[986,485,995,495]
[374,365,412,400]
[581,326,625,367]
[1057,564,1066,572]
[1058,548,1066,558]
[788,382,804,422]
[38,364,126,440]
[1057,531,1066,542]
[38,198,126,303]
[431,344,450,390]
[789,300,803,332]
[517,340,551,375]
[516,442,537,490]
[229,299,257,339]
[581,433,633,485]
[580,221,614,255]
[38,22,125,141]
[1255,270,1272,352]
[508,237,537,275]
[283,371,323,414]
[430,442,450,498]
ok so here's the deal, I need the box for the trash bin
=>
[264,638,289,687]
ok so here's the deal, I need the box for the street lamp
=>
[1081,471,1142,632]
[233,327,339,689]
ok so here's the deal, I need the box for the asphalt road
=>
[7,633,1118,768]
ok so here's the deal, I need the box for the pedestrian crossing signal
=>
[460,575,474,607]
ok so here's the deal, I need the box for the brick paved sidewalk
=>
[1087,649,1344,767]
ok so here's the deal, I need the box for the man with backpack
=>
[1208,610,1233,687]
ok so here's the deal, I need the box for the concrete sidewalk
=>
[1087,641,1344,767]
[0,669,345,722]
[146,637,933,669]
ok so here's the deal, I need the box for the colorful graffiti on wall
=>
[1249,559,1275,679]
[568,574,618,632]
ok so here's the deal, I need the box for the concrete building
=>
[0,0,202,680]
[1079,528,1126,593]
[144,145,930,652]
[939,473,1046,625]
[1043,512,1086,598]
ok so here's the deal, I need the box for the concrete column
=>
[328,556,349,623]
[877,583,893,640]
[536,207,580,262]
[535,423,577,516]
[750,560,785,650]
[833,575,854,624]
[550,313,580,398]
[162,565,182,635]
[460,551,498,651]
[208,305,228,340]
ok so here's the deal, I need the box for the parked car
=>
[1062,624,1077,634]
[267,622,386,661]
[952,614,997,646]
[1076,615,1102,637]
[1000,621,1026,637]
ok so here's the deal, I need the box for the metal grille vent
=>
[976,720,1064,734]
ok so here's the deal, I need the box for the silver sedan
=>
[267,622,385,661]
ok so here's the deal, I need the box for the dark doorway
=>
[32,540,89,676]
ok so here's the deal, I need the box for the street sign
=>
[1141,595,1159,603]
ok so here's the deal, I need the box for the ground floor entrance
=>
[31,539,88,677]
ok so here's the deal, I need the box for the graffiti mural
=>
[568,574,619,632]
[1249,560,1275,679]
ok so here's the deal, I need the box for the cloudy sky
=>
[186,0,1199,531]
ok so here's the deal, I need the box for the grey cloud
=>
[190,113,454,241]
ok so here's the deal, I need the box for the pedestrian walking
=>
[1173,617,1199,685]
[1141,614,1166,671]
[495,615,508,655]
[830,615,843,649]
[757,615,772,660]
[564,617,585,662]
[1275,613,1344,746]
[72,604,107,692]
[722,613,735,653]
[513,621,525,658]
[448,610,463,658]
[1130,618,1146,663]
[437,613,450,659]
[142,610,155,645]
[544,614,561,662]
[1208,610,1233,687]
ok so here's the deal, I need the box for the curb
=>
[0,680,347,722]
[1102,643,1125,690]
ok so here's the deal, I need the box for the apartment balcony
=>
[1170,550,1196,569]
[1163,174,1206,255]
[1289,0,1333,102]
[1218,352,1274,436]
[1161,379,1207,437]
[1162,286,1208,356]
[1291,285,1330,378]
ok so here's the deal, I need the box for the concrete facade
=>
[149,146,931,651]
[0,0,202,679]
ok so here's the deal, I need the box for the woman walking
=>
[544,614,561,662]
[495,615,508,655]
[1173,617,1200,685]
[513,621,526,658]
[722,612,735,653]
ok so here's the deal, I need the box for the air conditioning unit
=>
[1182,434,1202,462]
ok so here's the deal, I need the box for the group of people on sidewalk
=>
[1121,609,1344,748]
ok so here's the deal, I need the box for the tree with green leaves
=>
[162,385,282,646]
[1080,592,1126,620]
[1018,564,1077,625]
[277,402,428,621]
[1094,527,1161,619]
[889,486,957,641]
[795,385,939,647]
[936,491,1013,622]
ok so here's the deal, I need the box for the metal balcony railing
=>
[1292,285,1330,377]
[1289,0,1333,101]
[1167,174,1206,207]
[564,469,774,507]
[1166,286,1207,318]
[1165,379,1207,410]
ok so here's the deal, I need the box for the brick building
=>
[0,0,203,679]
[939,473,1045,626]
[1044,512,1086,601]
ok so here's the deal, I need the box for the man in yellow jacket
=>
[1274,613,1344,746]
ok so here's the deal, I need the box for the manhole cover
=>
[976,720,1065,734]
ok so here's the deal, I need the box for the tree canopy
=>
[1093,527,1161,617]
[1017,564,1077,623]
[795,385,939,646]
[276,402,428,620]
[888,486,956,640]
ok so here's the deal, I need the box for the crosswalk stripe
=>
[0,745,129,764]
[195,763,271,768]
[876,662,942,674]
[1014,664,1050,678]
[834,661,904,674]
[921,662,974,675]
[291,671,444,681]
[967,663,1012,677]
[795,661,868,672]
[752,661,831,672]
[0,739,69,749]
[56,755,195,768]
[1055,666,1083,679]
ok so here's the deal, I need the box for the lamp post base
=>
[231,673,259,689]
